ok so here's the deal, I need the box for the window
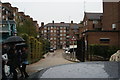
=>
[2,8,5,10]
[60,27,63,29]
[93,20,98,24]
[64,30,66,32]
[44,30,47,33]
[84,22,86,26]
[64,41,66,44]
[60,30,63,33]
[51,30,53,32]
[6,17,8,20]
[112,24,116,30]
[2,15,5,19]
[6,11,8,14]
[50,38,53,40]
[86,21,88,25]
[64,34,66,36]
[100,38,110,43]
[51,27,53,29]
[54,41,56,44]
[48,27,50,30]
[60,38,62,40]
[60,34,62,36]
[13,12,16,16]
[44,34,47,36]
[57,27,59,30]
[44,27,47,29]
[41,31,43,34]
[60,41,63,44]
[54,30,56,33]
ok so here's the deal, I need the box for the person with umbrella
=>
[20,46,29,78]
[2,43,10,80]
[2,36,25,80]
[15,43,29,78]
[7,44,18,80]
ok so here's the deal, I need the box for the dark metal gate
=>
[76,38,85,62]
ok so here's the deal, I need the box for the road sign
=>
[71,36,77,41]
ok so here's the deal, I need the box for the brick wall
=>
[87,31,119,47]
[102,2,119,30]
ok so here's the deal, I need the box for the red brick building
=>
[80,2,120,49]
[40,21,80,49]
[77,2,120,61]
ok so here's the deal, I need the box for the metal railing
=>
[62,52,79,62]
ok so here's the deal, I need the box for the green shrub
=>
[88,44,119,60]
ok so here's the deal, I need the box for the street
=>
[30,62,120,79]
[26,49,75,75]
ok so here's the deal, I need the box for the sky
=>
[2,0,103,25]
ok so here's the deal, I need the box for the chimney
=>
[61,22,64,23]
[71,20,73,24]
[52,20,54,24]
[41,22,44,27]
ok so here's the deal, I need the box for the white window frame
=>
[60,30,63,33]
[44,30,47,33]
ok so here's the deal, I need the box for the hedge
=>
[20,33,44,64]
[88,44,120,60]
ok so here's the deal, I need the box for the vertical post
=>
[73,39,74,60]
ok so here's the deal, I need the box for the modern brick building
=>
[40,21,80,49]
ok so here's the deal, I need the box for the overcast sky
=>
[2,0,103,25]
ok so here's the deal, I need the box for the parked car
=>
[49,48,54,52]
[65,48,77,54]
[53,47,57,50]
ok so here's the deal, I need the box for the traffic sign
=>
[71,36,77,41]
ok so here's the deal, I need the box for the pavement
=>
[26,49,75,75]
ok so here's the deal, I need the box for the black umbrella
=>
[15,43,28,50]
[3,36,25,44]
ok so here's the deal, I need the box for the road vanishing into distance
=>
[27,49,75,75]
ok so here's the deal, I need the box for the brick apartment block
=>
[40,21,80,49]
[1,2,40,37]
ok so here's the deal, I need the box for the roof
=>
[44,23,70,27]
[85,12,103,20]
[44,23,80,29]
[71,24,79,29]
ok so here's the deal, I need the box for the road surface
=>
[30,61,120,79]
[26,49,75,75]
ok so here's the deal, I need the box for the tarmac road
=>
[26,49,75,75]
[29,61,120,80]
